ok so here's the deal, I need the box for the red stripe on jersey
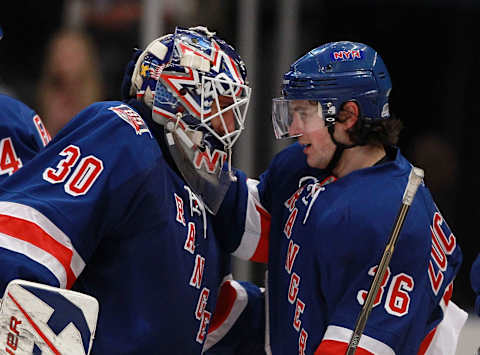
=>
[417,327,436,355]
[418,282,453,354]
[208,281,236,333]
[250,204,271,263]
[443,283,453,305]
[315,340,374,355]
[0,214,77,288]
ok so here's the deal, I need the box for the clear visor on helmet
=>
[272,98,328,139]
[200,75,251,150]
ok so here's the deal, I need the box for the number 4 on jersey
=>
[0,137,22,176]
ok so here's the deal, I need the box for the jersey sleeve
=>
[0,101,159,291]
[0,94,51,179]
[213,166,271,262]
[213,143,321,263]
[204,279,265,355]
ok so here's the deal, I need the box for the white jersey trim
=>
[423,301,467,355]
[323,325,395,355]
[0,232,67,286]
[0,201,85,288]
[202,280,248,352]
[232,178,265,260]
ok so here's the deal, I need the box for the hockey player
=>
[212,42,467,354]
[0,94,51,179]
[0,26,252,354]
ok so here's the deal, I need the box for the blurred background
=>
[0,0,478,351]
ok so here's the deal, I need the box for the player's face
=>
[210,96,236,135]
[289,100,336,169]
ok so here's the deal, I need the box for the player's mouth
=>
[302,143,312,154]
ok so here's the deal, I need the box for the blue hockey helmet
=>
[272,41,392,139]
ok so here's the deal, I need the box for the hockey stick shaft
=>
[346,167,424,355]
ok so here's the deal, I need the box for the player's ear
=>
[342,101,359,129]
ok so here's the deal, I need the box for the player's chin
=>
[304,152,326,169]
[305,155,320,169]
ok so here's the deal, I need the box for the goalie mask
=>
[130,26,251,214]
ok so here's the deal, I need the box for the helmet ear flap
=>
[129,38,171,108]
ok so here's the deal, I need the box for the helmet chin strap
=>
[325,123,357,174]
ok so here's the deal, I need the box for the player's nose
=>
[288,113,304,137]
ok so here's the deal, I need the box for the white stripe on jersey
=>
[0,201,85,288]
[0,232,68,286]
[323,325,395,355]
[203,280,248,351]
[232,178,268,260]
[423,301,467,355]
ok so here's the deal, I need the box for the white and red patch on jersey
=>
[109,104,151,136]
[32,115,51,146]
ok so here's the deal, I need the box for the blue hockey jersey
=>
[0,93,50,177]
[0,100,231,354]
[214,142,466,355]
[470,254,480,315]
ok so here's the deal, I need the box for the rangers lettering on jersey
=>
[173,187,214,345]
[280,175,338,353]
[282,181,309,352]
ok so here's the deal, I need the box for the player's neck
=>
[332,144,386,178]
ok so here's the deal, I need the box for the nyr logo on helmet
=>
[109,104,152,137]
[331,50,363,61]
[193,147,227,173]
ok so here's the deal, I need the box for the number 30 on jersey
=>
[43,145,104,196]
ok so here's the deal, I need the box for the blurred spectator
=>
[36,29,104,137]
[61,0,229,100]
[406,133,459,223]
[405,133,474,307]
